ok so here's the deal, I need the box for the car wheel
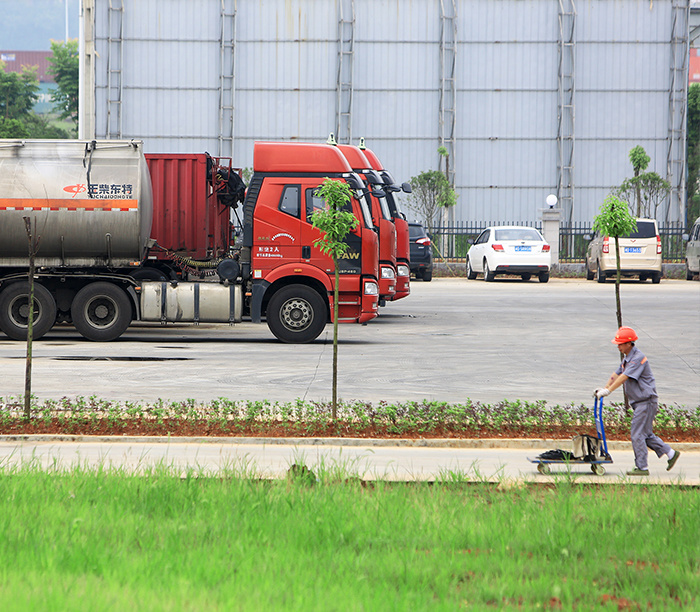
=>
[466,258,477,280]
[422,267,433,282]
[521,273,531,281]
[484,260,496,282]
[586,260,594,281]
[686,261,693,281]
[640,274,647,282]
[596,262,606,283]
[538,271,549,283]
[651,272,661,284]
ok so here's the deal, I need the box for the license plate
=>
[514,245,531,252]
[624,247,641,254]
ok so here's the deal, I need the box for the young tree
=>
[310,178,359,418]
[593,195,637,328]
[48,39,79,127]
[615,146,670,219]
[405,169,456,229]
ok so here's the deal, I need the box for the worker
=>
[594,327,681,476]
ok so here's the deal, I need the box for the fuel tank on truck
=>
[0,139,152,267]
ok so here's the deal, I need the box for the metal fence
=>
[426,221,688,263]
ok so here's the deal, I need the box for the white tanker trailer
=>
[0,139,243,342]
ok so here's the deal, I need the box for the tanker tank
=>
[0,139,153,268]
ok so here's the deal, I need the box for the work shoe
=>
[667,451,681,471]
[626,468,650,476]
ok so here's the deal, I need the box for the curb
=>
[2,434,699,452]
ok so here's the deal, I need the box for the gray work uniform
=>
[615,345,671,469]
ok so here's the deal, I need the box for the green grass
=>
[0,464,698,610]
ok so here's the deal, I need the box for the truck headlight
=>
[397,264,410,277]
[380,266,395,279]
[363,280,379,295]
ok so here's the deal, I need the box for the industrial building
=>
[79,0,689,224]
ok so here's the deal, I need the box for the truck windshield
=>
[359,193,375,228]
[376,193,392,221]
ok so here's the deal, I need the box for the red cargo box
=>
[145,153,232,261]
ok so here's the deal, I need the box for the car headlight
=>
[363,280,379,295]
[397,264,410,277]
[381,266,396,279]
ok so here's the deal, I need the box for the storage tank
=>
[0,139,152,267]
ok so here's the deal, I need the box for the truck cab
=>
[337,144,397,305]
[241,142,380,342]
[361,145,412,300]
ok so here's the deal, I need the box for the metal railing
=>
[425,221,688,263]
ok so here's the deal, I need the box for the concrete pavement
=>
[2,436,698,485]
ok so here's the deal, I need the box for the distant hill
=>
[0,0,79,50]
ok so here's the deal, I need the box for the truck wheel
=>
[71,282,132,341]
[266,285,327,343]
[0,282,56,341]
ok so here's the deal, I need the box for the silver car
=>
[684,217,700,280]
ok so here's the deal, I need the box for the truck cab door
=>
[300,183,362,279]
[252,180,302,269]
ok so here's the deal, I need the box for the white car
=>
[466,226,551,282]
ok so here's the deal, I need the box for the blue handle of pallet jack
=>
[595,396,609,456]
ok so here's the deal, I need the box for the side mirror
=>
[682,233,689,241]
[372,188,386,198]
[402,182,412,194]
[583,234,592,241]
[467,238,475,245]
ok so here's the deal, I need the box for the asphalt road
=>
[1,277,698,408]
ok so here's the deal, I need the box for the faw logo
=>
[272,232,295,242]
[63,184,87,198]
[341,251,360,260]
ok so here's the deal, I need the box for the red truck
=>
[337,144,397,305]
[0,140,379,344]
[360,144,413,300]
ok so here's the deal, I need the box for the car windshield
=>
[494,228,542,241]
[624,221,656,239]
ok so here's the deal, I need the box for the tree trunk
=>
[23,217,35,421]
[614,235,622,328]
[332,262,339,420]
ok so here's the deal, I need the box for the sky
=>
[0,0,80,50]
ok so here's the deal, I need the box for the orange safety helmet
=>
[612,327,638,344]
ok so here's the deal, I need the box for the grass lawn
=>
[0,464,698,610]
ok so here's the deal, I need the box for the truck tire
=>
[71,282,132,341]
[266,284,327,343]
[0,282,56,341]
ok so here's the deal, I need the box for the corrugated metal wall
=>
[85,0,688,224]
